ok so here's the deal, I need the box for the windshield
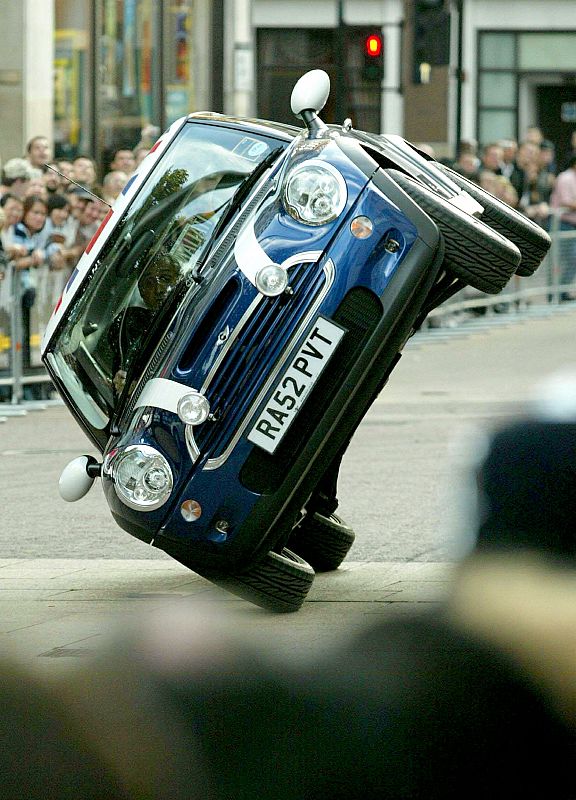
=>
[46,122,288,443]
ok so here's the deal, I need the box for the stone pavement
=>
[0,557,452,671]
[4,304,574,672]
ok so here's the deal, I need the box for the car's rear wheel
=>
[289,512,356,572]
[387,169,521,294]
[435,163,551,276]
[205,548,315,612]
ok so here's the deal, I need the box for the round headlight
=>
[255,263,289,296]
[284,161,347,226]
[113,445,173,511]
[177,392,210,425]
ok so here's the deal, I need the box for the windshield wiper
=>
[194,147,284,274]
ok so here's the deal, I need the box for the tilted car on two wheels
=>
[44,71,550,611]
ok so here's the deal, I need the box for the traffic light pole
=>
[335,0,346,124]
[454,0,464,158]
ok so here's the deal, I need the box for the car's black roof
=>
[187,112,301,141]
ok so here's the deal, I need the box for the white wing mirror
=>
[290,70,330,138]
[59,455,101,502]
[291,69,330,117]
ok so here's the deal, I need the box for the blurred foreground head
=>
[470,370,576,562]
[447,370,576,734]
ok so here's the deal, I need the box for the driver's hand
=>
[113,370,127,394]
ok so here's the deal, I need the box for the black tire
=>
[435,162,551,276]
[206,548,315,613]
[289,512,356,572]
[387,169,521,294]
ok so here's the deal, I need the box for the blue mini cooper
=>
[45,71,549,611]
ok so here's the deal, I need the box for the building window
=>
[98,0,163,172]
[479,110,516,145]
[55,0,213,173]
[257,28,382,132]
[478,31,518,146]
[479,72,516,108]
[258,29,335,126]
[477,30,576,150]
[54,0,92,160]
[165,0,194,123]
[479,33,515,70]
[518,32,576,70]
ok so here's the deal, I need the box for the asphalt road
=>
[1,304,575,562]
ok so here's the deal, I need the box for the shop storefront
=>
[54,0,220,174]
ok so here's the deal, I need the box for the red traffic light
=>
[365,33,383,58]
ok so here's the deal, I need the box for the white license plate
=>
[247,317,345,454]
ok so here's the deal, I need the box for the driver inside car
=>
[110,251,182,395]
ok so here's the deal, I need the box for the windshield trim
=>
[185,114,299,141]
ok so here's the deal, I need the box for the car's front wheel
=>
[387,169,521,294]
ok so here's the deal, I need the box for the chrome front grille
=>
[190,258,335,469]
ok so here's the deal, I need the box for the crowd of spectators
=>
[0,131,156,397]
[448,126,576,233]
[428,126,576,306]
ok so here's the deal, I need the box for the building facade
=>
[253,0,576,161]
[0,0,55,161]
[0,0,224,172]
[403,0,576,160]
[1,0,575,171]
[458,0,576,160]
[53,0,222,171]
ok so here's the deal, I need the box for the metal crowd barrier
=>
[1,213,575,416]
[0,260,66,417]
[427,212,576,325]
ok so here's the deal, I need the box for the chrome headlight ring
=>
[111,444,173,512]
[284,159,347,226]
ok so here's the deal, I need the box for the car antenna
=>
[44,163,113,208]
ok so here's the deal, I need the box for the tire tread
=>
[209,548,314,612]
[388,169,521,294]
[289,512,356,572]
[436,163,551,276]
